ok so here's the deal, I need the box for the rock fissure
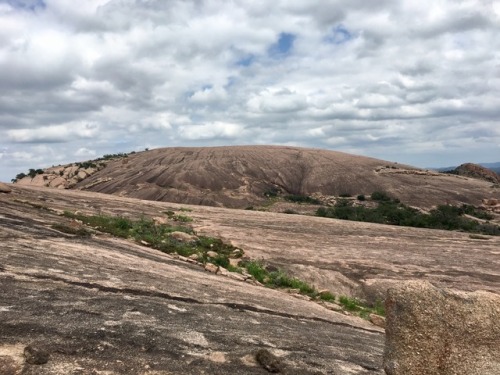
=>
[13,271,383,335]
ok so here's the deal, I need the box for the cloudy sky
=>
[1,0,499,181]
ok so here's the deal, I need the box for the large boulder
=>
[0,182,12,193]
[384,281,500,375]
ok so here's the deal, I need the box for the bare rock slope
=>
[2,185,500,373]
[70,146,499,208]
[1,185,384,374]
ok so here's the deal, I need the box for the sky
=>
[1,0,500,182]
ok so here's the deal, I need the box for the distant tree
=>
[15,172,27,181]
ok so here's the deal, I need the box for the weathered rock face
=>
[453,163,500,184]
[384,281,500,375]
[0,185,385,374]
[14,163,105,189]
[0,182,12,193]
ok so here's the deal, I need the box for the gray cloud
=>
[0,0,499,181]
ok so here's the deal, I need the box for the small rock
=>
[227,272,246,282]
[369,313,386,328]
[206,250,218,258]
[229,258,241,267]
[140,240,150,246]
[170,231,197,243]
[255,349,283,373]
[204,263,219,273]
[24,345,49,365]
[230,248,244,258]
[153,216,168,225]
[217,266,229,276]
[0,182,12,193]
[188,253,200,260]
[321,301,343,312]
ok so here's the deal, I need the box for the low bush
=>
[371,191,392,201]
[284,195,321,205]
[317,195,500,236]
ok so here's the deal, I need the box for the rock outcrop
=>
[451,163,500,184]
[384,281,500,375]
[14,163,106,189]
[0,182,12,193]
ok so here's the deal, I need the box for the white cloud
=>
[75,147,97,157]
[7,122,99,143]
[0,0,499,181]
[178,122,246,141]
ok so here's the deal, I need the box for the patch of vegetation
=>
[284,194,321,205]
[317,194,500,236]
[283,209,298,214]
[51,223,91,237]
[339,193,352,198]
[371,190,392,202]
[162,210,193,222]
[460,204,494,220]
[263,187,280,198]
[240,260,317,297]
[179,207,192,212]
[357,194,366,201]
[99,153,128,160]
[29,169,44,178]
[319,291,336,302]
[76,161,97,169]
[59,211,385,320]
[12,169,44,182]
[62,211,233,262]
[338,296,385,318]
[243,261,268,283]
[174,214,193,223]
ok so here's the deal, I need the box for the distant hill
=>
[434,162,500,174]
[439,163,500,184]
[13,146,500,209]
[480,162,500,174]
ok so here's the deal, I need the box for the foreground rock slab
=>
[384,281,500,375]
[0,186,384,374]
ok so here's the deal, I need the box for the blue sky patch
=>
[236,55,255,67]
[268,32,296,58]
[7,0,46,11]
[326,25,352,45]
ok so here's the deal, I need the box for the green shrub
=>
[284,195,321,204]
[316,200,499,236]
[339,296,362,311]
[357,194,366,201]
[319,291,335,301]
[244,261,267,283]
[339,193,351,198]
[174,214,193,223]
[264,188,280,198]
[371,191,392,201]
[267,271,315,295]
